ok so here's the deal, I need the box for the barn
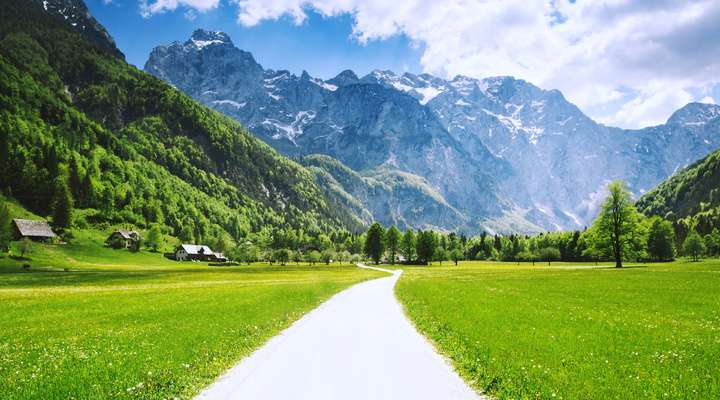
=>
[106,230,140,249]
[12,219,57,242]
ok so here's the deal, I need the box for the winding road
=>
[195,264,483,399]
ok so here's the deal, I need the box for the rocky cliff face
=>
[145,29,720,233]
[32,0,124,59]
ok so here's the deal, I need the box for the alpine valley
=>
[145,29,720,234]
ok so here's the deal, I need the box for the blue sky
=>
[88,0,720,129]
[87,0,423,79]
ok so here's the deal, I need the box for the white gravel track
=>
[195,264,483,400]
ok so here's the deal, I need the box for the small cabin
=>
[106,230,141,249]
[12,219,57,242]
[174,244,224,262]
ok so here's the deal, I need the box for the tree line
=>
[359,181,720,267]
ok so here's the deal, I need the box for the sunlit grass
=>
[0,231,384,399]
[396,260,720,399]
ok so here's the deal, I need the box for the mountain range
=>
[0,0,364,245]
[145,30,720,233]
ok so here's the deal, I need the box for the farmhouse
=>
[12,219,57,242]
[174,244,226,262]
[105,230,140,249]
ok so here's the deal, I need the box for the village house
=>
[12,219,57,242]
[174,244,227,262]
[105,230,141,249]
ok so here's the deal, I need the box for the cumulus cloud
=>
[144,0,720,128]
[140,0,219,17]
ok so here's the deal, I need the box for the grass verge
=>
[0,232,384,399]
[396,260,720,399]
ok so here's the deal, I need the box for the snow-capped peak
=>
[367,70,446,105]
[187,29,231,49]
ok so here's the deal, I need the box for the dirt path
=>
[195,264,483,399]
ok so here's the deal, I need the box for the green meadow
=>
[396,260,720,399]
[0,232,384,400]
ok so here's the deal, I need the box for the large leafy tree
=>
[539,246,561,266]
[385,225,400,265]
[646,217,675,261]
[145,225,163,252]
[364,222,386,265]
[683,231,705,262]
[586,181,645,268]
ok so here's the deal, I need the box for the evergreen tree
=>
[0,200,12,252]
[416,230,436,265]
[51,175,74,230]
[68,157,83,205]
[364,223,386,265]
[400,230,416,263]
[647,217,675,261]
[683,231,705,262]
[586,181,644,268]
[385,225,400,265]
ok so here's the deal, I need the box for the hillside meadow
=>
[0,233,384,399]
[396,260,720,399]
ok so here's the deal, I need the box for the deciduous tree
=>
[647,217,675,261]
[683,231,705,262]
[145,225,163,252]
[586,181,644,268]
[539,247,561,266]
[306,250,321,266]
[449,248,463,266]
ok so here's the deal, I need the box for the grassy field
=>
[0,230,385,399]
[396,260,720,399]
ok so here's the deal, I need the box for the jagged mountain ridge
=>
[145,29,720,233]
[382,72,720,229]
[30,0,124,59]
[146,30,536,234]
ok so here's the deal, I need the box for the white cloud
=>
[140,0,219,17]
[146,0,720,128]
[700,96,716,104]
[599,82,694,128]
[184,9,197,20]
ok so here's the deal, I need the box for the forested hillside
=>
[637,149,720,238]
[0,0,359,245]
